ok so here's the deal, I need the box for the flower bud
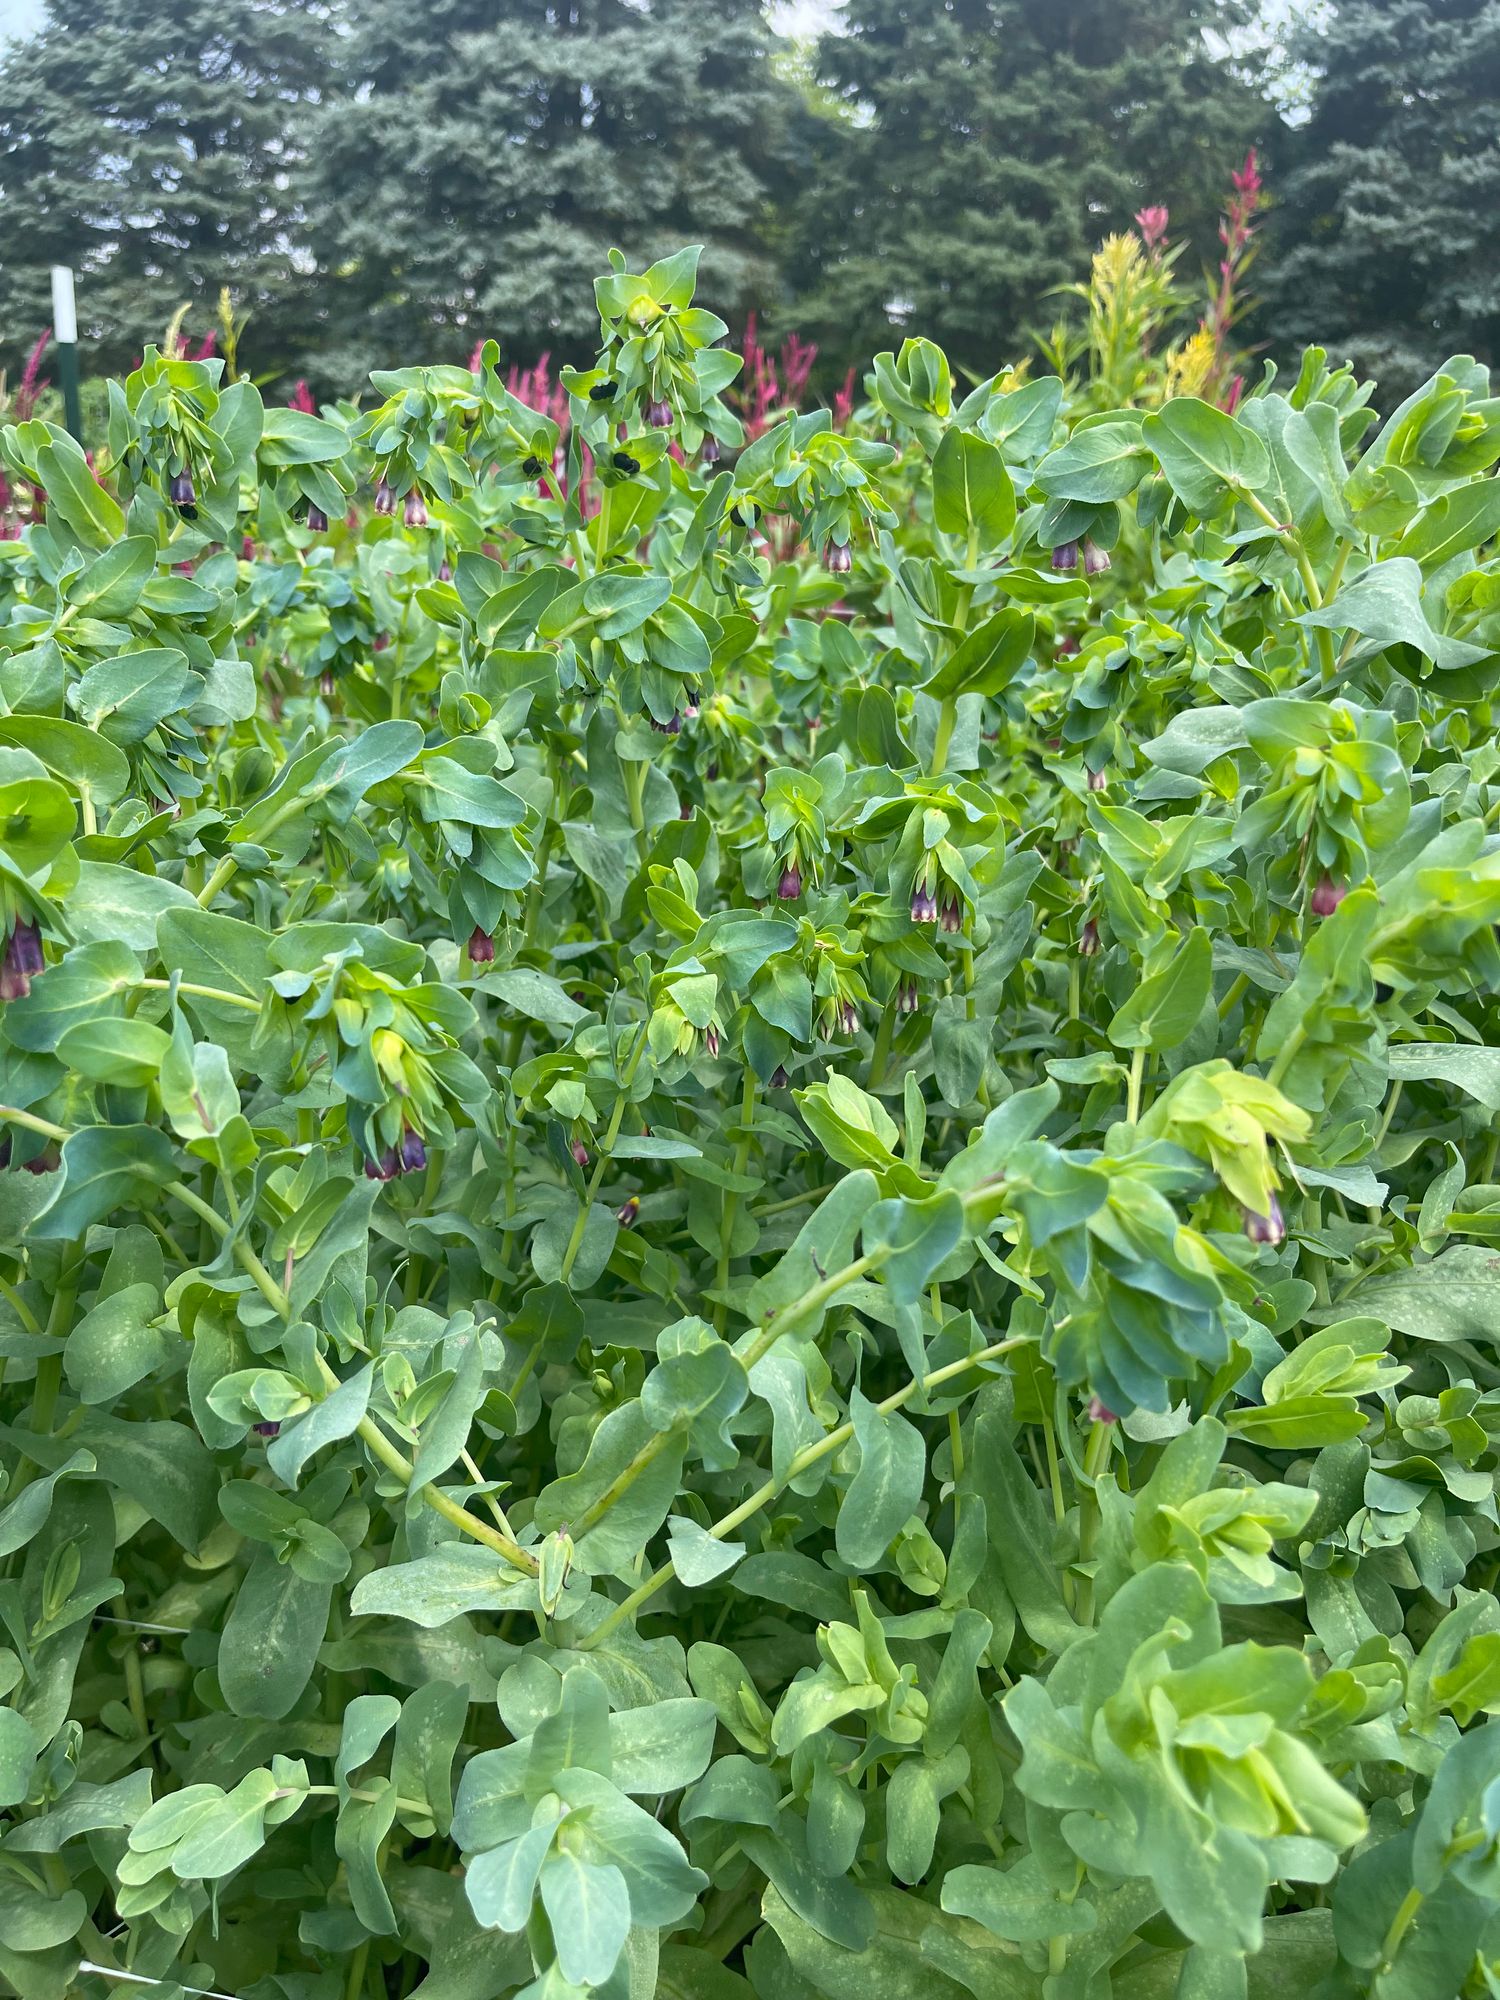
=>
[778,864,803,901]
[1087,765,1107,792]
[320,670,336,699]
[647,398,674,429]
[1242,1192,1285,1247]
[897,981,919,1015]
[1,918,43,1001]
[616,1195,640,1228]
[911,885,938,924]
[1310,873,1345,917]
[240,535,256,561]
[680,800,693,819]
[838,1000,859,1036]
[252,1420,281,1438]
[374,479,396,516]
[1051,540,1079,572]
[399,1127,427,1174]
[403,489,428,529]
[770,1065,789,1089]
[824,541,852,575]
[1083,539,1111,576]
[1087,1396,1118,1424]
[169,469,196,508]
[571,1140,590,1168]
[701,436,721,467]
[684,690,700,720]
[940,895,963,934]
[363,1145,401,1182]
[467,925,495,965]
[438,559,452,582]
[1055,636,1079,658]
[650,711,681,736]
[1078,917,1100,957]
[306,503,328,533]
[705,1026,721,1057]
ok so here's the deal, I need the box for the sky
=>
[0,0,42,39]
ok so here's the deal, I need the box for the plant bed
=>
[2,247,1500,1998]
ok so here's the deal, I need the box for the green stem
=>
[1379,1885,1423,1971]
[195,853,240,908]
[928,697,958,777]
[581,1333,1026,1651]
[137,977,262,1012]
[1125,1046,1145,1124]
[713,1069,758,1330]
[866,993,898,1093]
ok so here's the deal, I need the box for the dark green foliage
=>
[779,0,1265,376]
[299,0,800,387]
[1264,0,1500,403]
[0,0,337,378]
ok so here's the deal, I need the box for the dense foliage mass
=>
[5,246,1500,2000]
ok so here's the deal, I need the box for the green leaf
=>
[1143,397,1272,511]
[932,429,1015,547]
[835,1390,926,1570]
[64,1282,170,1403]
[539,1850,632,1988]
[1108,927,1212,1053]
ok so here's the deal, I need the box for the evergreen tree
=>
[0,0,336,384]
[1263,0,1500,403]
[302,0,801,388]
[780,0,1265,378]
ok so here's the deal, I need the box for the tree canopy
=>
[0,0,336,377]
[1,0,1496,399]
[1262,0,1500,403]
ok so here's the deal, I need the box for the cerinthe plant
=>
[4,245,1500,1999]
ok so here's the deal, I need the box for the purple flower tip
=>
[169,470,196,507]
[1311,874,1345,918]
[778,865,803,901]
[399,1127,427,1174]
[374,479,396,516]
[403,490,428,529]
[1052,540,1080,572]
[1242,1193,1286,1247]
[647,398,674,430]
[824,541,852,575]
[306,503,328,533]
[467,925,495,965]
